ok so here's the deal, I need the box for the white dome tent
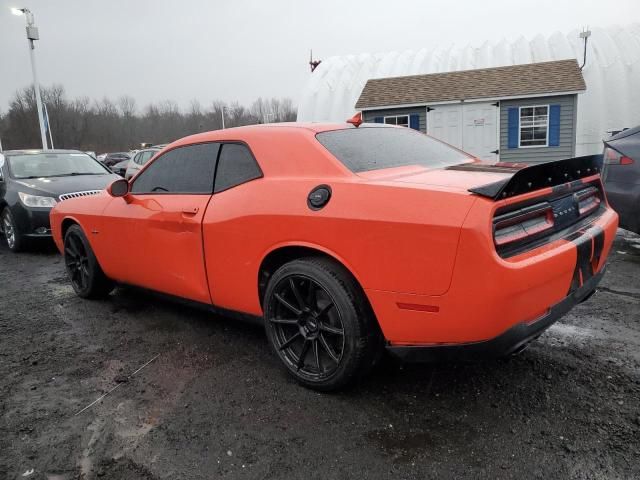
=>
[297,24,640,156]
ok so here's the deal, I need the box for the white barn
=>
[297,24,640,157]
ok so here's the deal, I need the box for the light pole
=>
[12,7,48,150]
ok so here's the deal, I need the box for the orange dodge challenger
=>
[50,122,618,390]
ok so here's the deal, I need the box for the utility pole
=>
[12,7,48,150]
[221,106,234,129]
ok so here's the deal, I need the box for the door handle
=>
[182,207,199,215]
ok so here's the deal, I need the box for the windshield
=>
[7,153,110,179]
[316,126,473,173]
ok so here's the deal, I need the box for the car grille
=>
[58,190,103,201]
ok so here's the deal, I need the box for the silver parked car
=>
[124,147,162,180]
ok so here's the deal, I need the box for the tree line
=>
[0,85,297,153]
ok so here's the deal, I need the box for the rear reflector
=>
[494,203,554,247]
[396,302,440,313]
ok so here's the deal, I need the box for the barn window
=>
[384,115,409,127]
[518,105,549,147]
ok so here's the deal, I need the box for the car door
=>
[99,142,220,303]
[201,143,263,311]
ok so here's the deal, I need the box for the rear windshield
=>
[8,153,110,179]
[316,126,472,173]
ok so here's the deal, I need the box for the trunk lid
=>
[357,155,603,198]
[356,162,514,192]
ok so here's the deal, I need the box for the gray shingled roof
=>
[355,59,586,109]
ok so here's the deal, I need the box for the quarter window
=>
[214,143,262,193]
[519,105,549,147]
[384,115,409,127]
[131,143,219,194]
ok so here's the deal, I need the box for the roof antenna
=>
[579,27,591,70]
[309,49,322,73]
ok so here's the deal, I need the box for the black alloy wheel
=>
[65,231,90,292]
[1,208,23,252]
[64,224,114,299]
[264,257,381,391]
[270,274,346,378]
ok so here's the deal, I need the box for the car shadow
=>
[0,236,59,255]
[107,281,583,399]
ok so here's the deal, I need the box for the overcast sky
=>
[1,0,638,112]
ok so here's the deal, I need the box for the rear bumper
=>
[365,206,618,346]
[387,266,605,362]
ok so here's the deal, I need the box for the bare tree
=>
[0,84,298,152]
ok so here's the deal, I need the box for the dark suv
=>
[603,126,640,234]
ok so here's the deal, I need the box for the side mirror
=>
[107,179,129,197]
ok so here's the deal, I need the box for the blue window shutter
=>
[374,116,383,123]
[507,107,519,148]
[548,105,561,146]
[409,114,420,130]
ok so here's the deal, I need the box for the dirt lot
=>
[1,231,639,480]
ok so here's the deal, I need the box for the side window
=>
[131,143,219,194]
[214,143,262,193]
[133,153,143,165]
[136,151,149,165]
[142,151,156,165]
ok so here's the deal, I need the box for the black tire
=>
[64,224,114,299]
[263,256,381,391]
[1,207,24,252]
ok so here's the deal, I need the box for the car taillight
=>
[604,147,634,165]
[494,203,554,247]
[574,186,601,216]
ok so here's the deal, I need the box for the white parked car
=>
[124,147,162,180]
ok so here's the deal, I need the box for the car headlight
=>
[18,192,58,208]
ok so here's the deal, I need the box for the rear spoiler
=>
[468,155,603,200]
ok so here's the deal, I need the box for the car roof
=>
[607,125,640,141]
[1,149,85,156]
[169,122,391,148]
[225,122,390,134]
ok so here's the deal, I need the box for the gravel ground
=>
[1,231,639,480]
